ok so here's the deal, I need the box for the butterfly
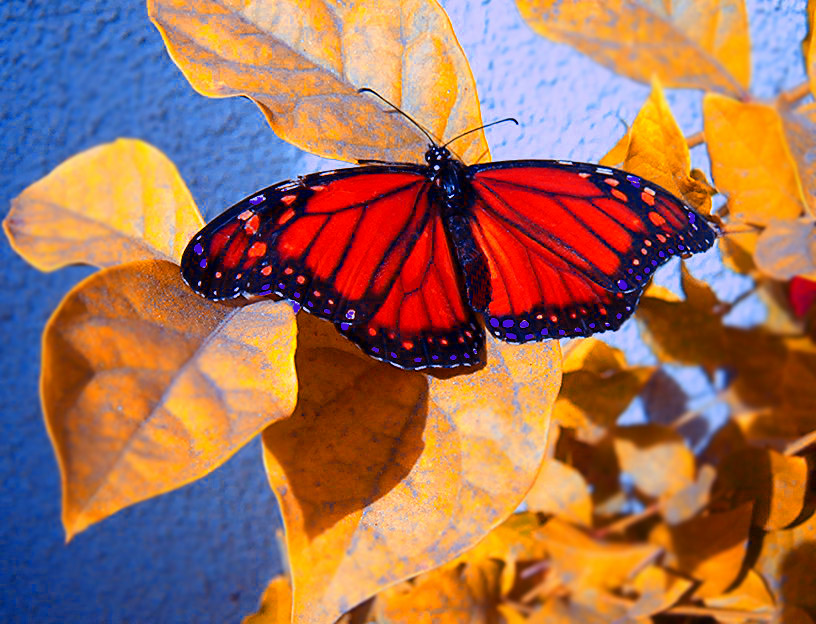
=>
[181,90,717,370]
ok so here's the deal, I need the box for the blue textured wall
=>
[0,0,806,622]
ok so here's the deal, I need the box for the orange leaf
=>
[148,0,487,165]
[556,339,653,434]
[43,260,297,540]
[755,511,816,617]
[713,448,809,530]
[4,139,204,271]
[704,94,806,225]
[780,102,816,217]
[754,218,816,281]
[262,313,560,624]
[526,459,593,526]
[538,518,660,593]
[805,1,816,100]
[704,569,775,614]
[600,79,716,213]
[372,564,501,624]
[515,0,749,96]
[661,464,716,525]
[243,576,292,624]
[613,424,696,499]
[627,565,694,618]
[652,503,753,599]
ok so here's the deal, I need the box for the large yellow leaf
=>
[600,79,716,213]
[43,260,297,540]
[515,0,749,96]
[780,102,816,217]
[148,0,487,165]
[4,139,204,271]
[704,94,806,225]
[262,313,560,624]
[526,459,593,526]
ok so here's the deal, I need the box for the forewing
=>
[341,207,485,370]
[466,160,717,341]
[181,166,431,325]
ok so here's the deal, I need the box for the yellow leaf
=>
[713,447,809,531]
[262,313,560,624]
[372,564,500,624]
[779,101,816,217]
[720,228,759,275]
[653,503,753,599]
[754,218,816,281]
[243,576,292,624]
[43,260,297,540]
[704,569,775,613]
[661,464,716,525]
[614,424,696,499]
[538,518,660,592]
[600,79,716,213]
[704,94,806,225]
[515,0,749,96]
[755,512,816,617]
[805,1,816,100]
[148,0,487,165]
[627,565,694,618]
[556,339,654,433]
[526,459,593,526]
[3,139,204,271]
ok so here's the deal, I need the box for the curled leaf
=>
[4,139,204,271]
[515,0,749,96]
[601,79,716,213]
[148,0,487,164]
[43,260,297,539]
[262,313,560,624]
[704,94,805,225]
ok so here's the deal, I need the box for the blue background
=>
[0,0,807,621]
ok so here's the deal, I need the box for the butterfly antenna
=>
[358,87,440,146]
[442,118,519,149]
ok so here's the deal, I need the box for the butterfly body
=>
[182,145,716,370]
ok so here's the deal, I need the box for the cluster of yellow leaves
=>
[3,2,564,623]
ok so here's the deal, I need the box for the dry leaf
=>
[704,569,775,613]
[372,564,500,624]
[600,79,716,213]
[626,565,693,618]
[243,576,293,624]
[614,424,696,499]
[779,101,816,217]
[661,463,716,525]
[515,0,749,96]
[42,260,297,539]
[526,459,593,526]
[805,1,816,102]
[790,276,816,318]
[704,94,806,225]
[652,503,753,599]
[262,313,560,624]
[555,339,653,434]
[755,512,816,618]
[754,218,816,281]
[148,0,487,165]
[3,139,203,271]
[538,518,660,593]
[713,447,808,530]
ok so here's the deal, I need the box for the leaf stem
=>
[779,82,811,107]
[784,428,816,456]
[686,131,705,148]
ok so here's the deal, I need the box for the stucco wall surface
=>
[0,0,807,622]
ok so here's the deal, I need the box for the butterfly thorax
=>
[425,145,469,216]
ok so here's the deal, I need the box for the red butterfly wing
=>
[465,161,717,341]
[181,166,483,369]
[182,166,436,325]
[341,208,484,369]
